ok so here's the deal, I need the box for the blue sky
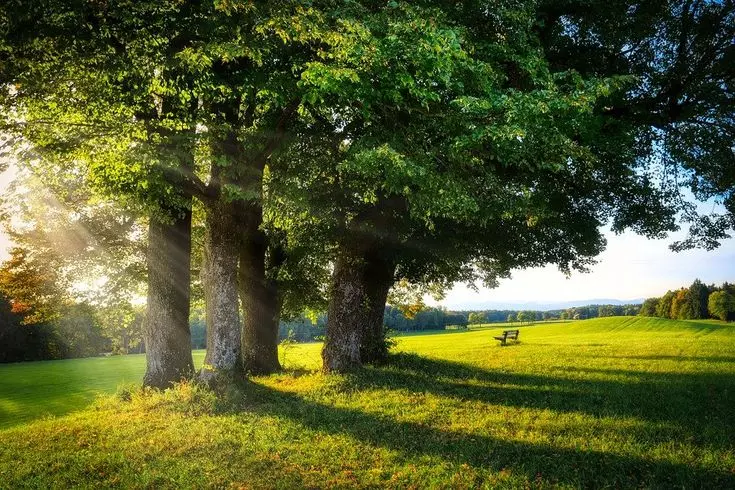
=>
[1,166,733,309]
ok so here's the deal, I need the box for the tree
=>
[623,304,640,316]
[0,292,30,362]
[294,1,673,371]
[0,247,67,325]
[311,0,735,371]
[98,303,145,355]
[1,1,346,382]
[1,1,202,387]
[671,289,693,320]
[639,298,660,317]
[708,290,735,322]
[0,247,108,360]
[598,305,616,317]
[686,279,710,320]
[536,0,735,251]
[468,312,486,325]
[656,291,676,318]
[507,313,515,323]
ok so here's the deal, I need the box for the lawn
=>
[1,316,734,488]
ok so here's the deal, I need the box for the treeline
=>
[0,293,142,363]
[0,284,328,362]
[639,280,735,322]
[558,304,641,320]
[385,303,642,331]
[384,307,467,331]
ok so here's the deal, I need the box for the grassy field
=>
[1,316,734,488]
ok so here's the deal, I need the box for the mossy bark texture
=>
[143,211,195,388]
[322,244,395,373]
[239,203,281,375]
[200,199,242,384]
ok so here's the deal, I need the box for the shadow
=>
[335,354,735,452]
[605,354,735,364]
[239,371,735,487]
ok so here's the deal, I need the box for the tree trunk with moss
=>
[143,208,194,388]
[199,199,242,385]
[239,203,282,374]
[322,243,395,373]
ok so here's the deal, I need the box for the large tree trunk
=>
[239,203,282,374]
[199,199,242,385]
[359,247,396,365]
[322,243,395,373]
[143,208,194,388]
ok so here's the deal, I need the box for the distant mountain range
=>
[450,298,645,312]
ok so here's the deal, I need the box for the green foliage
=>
[643,280,734,320]
[0,291,51,362]
[597,305,617,317]
[686,279,710,320]
[536,0,735,250]
[189,308,207,350]
[657,290,676,318]
[639,297,660,317]
[516,311,535,324]
[467,312,486,325]
[671,289,692,320]
[708,291,735,322]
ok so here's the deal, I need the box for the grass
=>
[1,316,734,488]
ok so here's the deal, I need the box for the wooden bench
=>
[494,329,519,346]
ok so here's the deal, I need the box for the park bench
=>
[494,329,519,346]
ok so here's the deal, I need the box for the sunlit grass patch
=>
[0,316,734,487]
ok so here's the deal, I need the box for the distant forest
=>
[274,302,644,343]
[638,280,735,322]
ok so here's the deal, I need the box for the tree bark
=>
[239,203,282,374]
[143,208,194,388]
[360,247,396,365]
[199,199,242,385]
[322,243,395,373]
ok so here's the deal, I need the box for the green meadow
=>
[1,316,734,488]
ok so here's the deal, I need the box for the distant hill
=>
[451,298,645,312]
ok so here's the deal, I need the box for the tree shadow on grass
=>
[241,368,734,488]
[337,354,735,450]
[604,354,735,363]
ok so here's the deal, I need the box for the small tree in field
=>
[639,298,659,317]
[468,312,486,325]
[708,291,735,322]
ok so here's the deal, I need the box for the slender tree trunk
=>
[322,244,395,373]
[199,199,242,385]
[239,203,282,374]
[143,208,194,388]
